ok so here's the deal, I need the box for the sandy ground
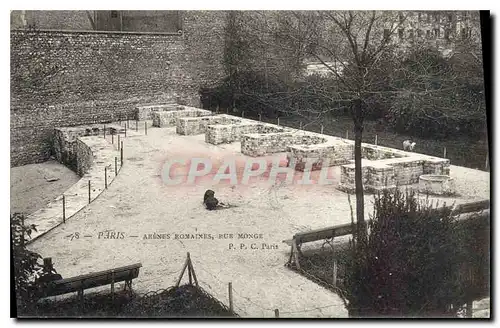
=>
[24,125,490,318]
[10,160,80,215]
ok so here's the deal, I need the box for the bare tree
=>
[271,11,406,243]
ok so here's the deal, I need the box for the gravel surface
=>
[23,125,489,318]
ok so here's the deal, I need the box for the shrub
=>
[344,190,464,317]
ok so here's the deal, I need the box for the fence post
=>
[88,180,91,204]
[321,125,324,134]
[375,135,378,145]
[112,132,114,144]
[127,119,129,129]
[105,167,108,189]
[466,299,473,318]
[277,117,280,126]
[62,195,66,223]
[120,142,124,166]
[115,157,118,176]
[125,125,127,137]
[346,130,349,139]
[228,282,234,313]
[136,119,138,132]
[242,111,244,118]
[259,114,262,121]
[103,125,106,139]
[118,135,121,151]
[274,309,279,318]
[299,121,303,130]
[443,147,447,158]
[145,122,147,135]
[485,152,489,170]
[333,260,338,287]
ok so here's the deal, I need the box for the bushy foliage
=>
[11,213,46,312]
[386,48,487,139]
[344,190,464,317]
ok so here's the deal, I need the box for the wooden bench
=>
[285,199,490,269]
[39,263,142,303]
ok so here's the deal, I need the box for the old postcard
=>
[10,9,490,319]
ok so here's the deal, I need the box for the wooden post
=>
[103,125,106,139]
[120,142,124,166]
[127,119,129,129]
[104,167,108,189]
[43,257,53,271]
[136,119,138,132]
[145,122,147,135]
[259,114,262,121]
[242,111,244,118]
[443,147,447,158]
[375,135,378,145]
[466,299,473,318]
[321,125,324,134]
[216,104,220,114]
[62,195,66,223]
[176,252,190,287]
[292,239,301,270]
[117,135,121,151]
[88,180,91,203]
[300,121,303,130]
[124,125,127,137]
[111,271,115,303]
[228,282,234,312]
[187,255,199,286]
[274,309,280,318]
[346,130,349,139]
[333,260,338,287]
[111,132,114,144]
[277,117,280,126]
[115,157,118,176]
[485,152,489,170]
[20,215,25,247]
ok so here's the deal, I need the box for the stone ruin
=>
[167,105,451,193]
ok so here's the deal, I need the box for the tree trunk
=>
[352,98,367,244]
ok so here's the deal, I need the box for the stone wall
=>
[136,102,183,120]
[53,124,124,172]
[337,151,450,193]
[11,11,226,166]
[241,132,324,157]
[206,121,286,145]
[176,114,241,135]
[75,137,94,176]
[152,107,213,127]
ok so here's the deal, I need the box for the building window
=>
[383,28,391,41]
[398,29,404,40]
[426,30,431,38]
[461,28,467,39]
[94,10,182,33]
[444,29,450,40]
[434,28,440,38]
[448,14,453,22]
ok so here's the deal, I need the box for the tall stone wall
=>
[10,11,226,166]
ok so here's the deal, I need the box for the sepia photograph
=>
[9,8,491,319]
